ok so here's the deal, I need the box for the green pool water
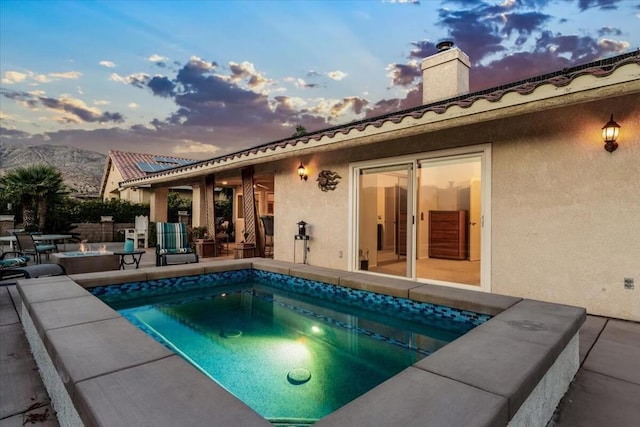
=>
[114,282,472,423]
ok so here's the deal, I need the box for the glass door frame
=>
[349,144,492,292]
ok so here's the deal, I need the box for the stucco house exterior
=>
[100,150,195,203]
[119,46,640,322]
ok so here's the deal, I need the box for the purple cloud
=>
[1,89,124,124]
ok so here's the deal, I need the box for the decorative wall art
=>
[316,170,341,192]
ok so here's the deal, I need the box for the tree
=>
[293,124,307,137]
[0,164,66,231]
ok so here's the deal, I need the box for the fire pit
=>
[51,246,119,275]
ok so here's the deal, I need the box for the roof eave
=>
[120,59,640,189]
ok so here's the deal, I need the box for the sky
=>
[1,0,639,160]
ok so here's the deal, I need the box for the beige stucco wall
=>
[492,94,639,321]
[103,166,152,203]
[270,92,638,321]
[102,166,124,200]
[274,154,350,270]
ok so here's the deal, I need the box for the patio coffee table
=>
[113,250,145,269]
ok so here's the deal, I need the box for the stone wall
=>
[70,222,134,243]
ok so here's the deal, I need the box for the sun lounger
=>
[0,263,65,281]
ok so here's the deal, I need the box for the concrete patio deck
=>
[1,246,638,426]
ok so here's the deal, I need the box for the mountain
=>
[0,142,106,196]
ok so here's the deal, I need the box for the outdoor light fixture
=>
[602,114,621,153]
[297,162,308,181]
[297,220,308,237]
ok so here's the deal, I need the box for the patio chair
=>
[13,231,57,264]
[125,215,149,249]
[155,222,199,266]
[216,220,231,255]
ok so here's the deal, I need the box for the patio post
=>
[150,187,168,223]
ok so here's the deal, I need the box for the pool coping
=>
[17,258,585,427]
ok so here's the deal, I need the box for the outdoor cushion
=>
[157,247,191,255]
[35,243,57,252]
[0,255,31,268]
[162,253,199,266]
[0,263,65,281]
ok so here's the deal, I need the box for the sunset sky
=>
[1,0,638,160]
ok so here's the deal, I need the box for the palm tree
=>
[0,164,66,231]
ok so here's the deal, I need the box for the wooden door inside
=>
[395,185,407,257]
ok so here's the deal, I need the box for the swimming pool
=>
[91,269,488,422]
[18,260,585,426]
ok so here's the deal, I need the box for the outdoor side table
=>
[113,250,145,269]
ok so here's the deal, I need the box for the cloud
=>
[148,54,169,68]
[438,7,506,63]
[1,71,28,84]
[128,103,139,109]
[383,0,420,4]
[227,61,273,92]
[327,70,348,81]
[577,0,618,11]
[93,100,110,105]
[286,77,319,89]
[148,75,175,97]
[537,31,607,61]
[49,71,83,79]
[386,61,421,86]
[1,70,81,85]
[361,0,633,117]
[0,126,30,138]
[1,89,124,124]
[365,85,422,117]
[598,27,623,37]
[471,31,628,90]
[173,140,220,155]
[328,97,369,118]
[148,54,168,62]
[501,12,551,45]
[408,40,438,60]
[109,72,151,88]
[597,38,630,52]
[99,61,116,68]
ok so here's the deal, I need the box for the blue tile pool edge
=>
[90,268,491,329]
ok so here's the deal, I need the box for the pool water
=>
[96,272,486,423]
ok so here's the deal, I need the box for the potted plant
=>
[190,226,210,241]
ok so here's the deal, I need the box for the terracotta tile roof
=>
[109,150,196,181]
[123,50,639,185]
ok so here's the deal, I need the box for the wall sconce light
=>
[297,162,308,181]
[602,114,621,153]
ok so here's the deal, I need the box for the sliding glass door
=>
[353,145,490,289]
[357,164,412,278]
[416,155,482,286]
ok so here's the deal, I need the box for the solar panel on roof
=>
[153,156,193,165]
[136,162,172,173]
[153,156,179,164]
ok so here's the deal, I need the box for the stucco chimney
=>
[421,41,470,104]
